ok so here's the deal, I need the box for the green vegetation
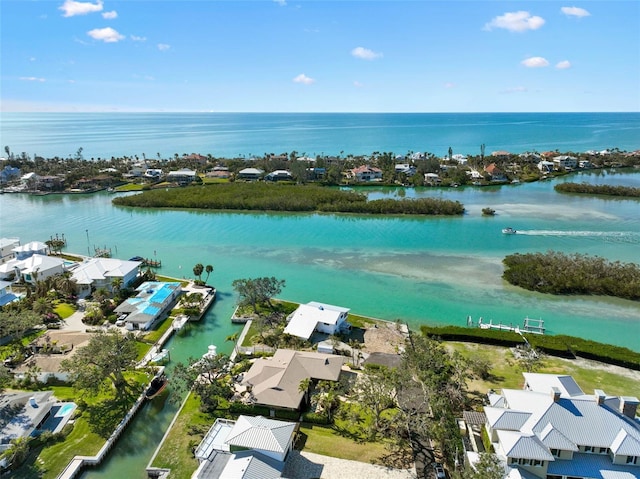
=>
[150,393,210,479]
[53,302,75,319]
[299,423,393,463]
[448,342,640,399]
[503,251,640,300]
[112,182,465,215]
[114,183,144,192]
[421,325,640,370]
[555,182,640,197]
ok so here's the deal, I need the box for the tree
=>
[55,271,77,299]
[193,263,204,281]
[231,277,285,314]
[205,264,214,282]
[0,310,40,340]
[60,330,139,404]
[461,453,504,479]
[111,277,123,295]
[352,365,399,434]
[170,353,232,412]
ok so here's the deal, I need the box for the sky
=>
[1,0,639,113]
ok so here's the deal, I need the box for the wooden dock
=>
[467,316,545,335]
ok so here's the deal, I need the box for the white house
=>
[0,238,20,265]
[193,415,297,479]
[537,161,555,173]
[473,373,640,479]
[14,254,65,285]
[71,257,140,298]
[237,168,264,180]
[350,165,383,182]
[395,164,417,176]
[0,280,19,307]
[13,241,48,260]
[114,281,182,330]
[265,170,293,181]
[284,301,350,341]
[167,168,197,185]
[552,155,578,170]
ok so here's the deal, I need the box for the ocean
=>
[1,112,639,160]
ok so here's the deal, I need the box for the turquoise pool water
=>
[55,402,76,417]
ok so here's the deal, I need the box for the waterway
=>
[0,170,639,477]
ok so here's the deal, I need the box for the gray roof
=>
[0,391,55,444]
[523,373,584,397]
[485,407,532,430]
[547,452,640,479]
[225,416,295,454]
[539,422,578,451]
[220,450,283,479]
[463,411,487,426]
[611,429,640,456]
[497,430,555,461]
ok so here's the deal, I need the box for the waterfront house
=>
[167,168,197,185]
[484,163,507,182]
[241,349,344,412]
[552,155,578,171]
[13,241,48,260]
[466,373,640,479]
[113,281,182,330]
[71,257,141,298]
[537,160,555,173]
[283,301,350,341]
[193,415,297,479]
[424,172,442,185]
[13,254,65,285]
[0,238,20,265]
[0,165,20,185]
[350,165,383,182]
[237,168,264,180]
[395,163,417,176]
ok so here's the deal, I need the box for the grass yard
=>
[54,302,76,319]
[298,423,393,464]
[448,342,640,399]
[150,393,216,479]
[142,315,175,344]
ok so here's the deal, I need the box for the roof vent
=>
[551,387,561,402]
[594,389,606,406]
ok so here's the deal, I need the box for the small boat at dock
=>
[502,227,517,235]
[145,373,168,399]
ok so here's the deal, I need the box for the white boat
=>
[502,227,517,235]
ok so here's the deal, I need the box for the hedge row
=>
[420,325,640,370]
[229,401,301,420]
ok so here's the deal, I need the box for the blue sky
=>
[1,1,638,112]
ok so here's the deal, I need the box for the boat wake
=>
[515,230,640,243]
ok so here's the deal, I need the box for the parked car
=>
[433,463,446,479]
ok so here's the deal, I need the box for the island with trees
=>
[112,182,465,215]
[555,182,640,198]
[502,251,640,300]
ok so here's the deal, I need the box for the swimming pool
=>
[55,402,76,418]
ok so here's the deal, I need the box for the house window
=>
[626,455,638,465]
[599,447,607,454]
[584,446,593,453]
[550,448,560,457]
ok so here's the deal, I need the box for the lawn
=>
[54,302,76,319]
[298,423,394,464]
[114,183,144,192]
[448,342,640,398]
[150,393,216,479]
[142,315,175,344]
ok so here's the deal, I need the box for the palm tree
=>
[55,271,77,299]
[205,264,214,283]
[33,297,54,317]
[111,277,123,295]
[193,263,204,281]
[225,332,240,354]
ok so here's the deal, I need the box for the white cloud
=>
[444,82,455,89]
[87,27,124,43]
[351,46,383,60]
[102,10,117,19]
[561,6,591,18]
[353,81,364,88]
[521,56,549,68]
[556,60,572,69]
[131,35,147,42]
[157,43,170,51]
[501,86,528,94]
[273,0,286,5]
[20,77,46,82]
[30,57,36,62]
[484,11,545,32]
[59,0,103,17]
[293,73,315,85]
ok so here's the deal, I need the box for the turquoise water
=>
[1,112,639,160]
[56,402,76,417]
[1,172,639,478]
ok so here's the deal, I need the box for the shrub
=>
[301,412,331,425]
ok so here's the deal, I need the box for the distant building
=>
[166,168,197,185]
[265,170,293,181]
[237,168,264,181]
[0,165,21,184]
[0,238,20,265]
[484,163,507,182]
[395,164,417,176]
[552,155,578,170]
[350,165,383,182]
